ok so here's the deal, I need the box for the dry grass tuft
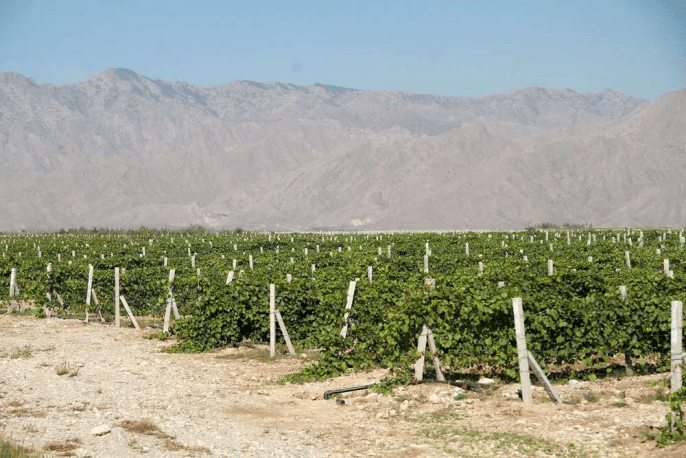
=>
[54,362,78,377]
[21,425,38,434]
[10,409,45,418]
[9,345,32,359]
[162,439,210,453]
[8,400,23,407]
[42,440,80,452]
[119,420,168,438]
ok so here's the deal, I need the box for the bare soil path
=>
[1,315,684,458]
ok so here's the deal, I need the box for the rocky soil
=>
[1,314,685,458]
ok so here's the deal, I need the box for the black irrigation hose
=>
[323,378,482,400]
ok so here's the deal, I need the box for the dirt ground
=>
[1,314,685,458]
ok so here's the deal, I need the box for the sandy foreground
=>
[1,314,685,458]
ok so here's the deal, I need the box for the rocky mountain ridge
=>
[0,68,682,231]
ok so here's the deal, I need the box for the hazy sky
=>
[0,0,684,99]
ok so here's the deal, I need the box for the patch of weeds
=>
[119,420,168,439]
[583,392,600,403]
[421,426,589,458]
[21,425,38,434]
[9,346,32,359]
[144,331,168,341]
[162,439,210,453]
[454,392,467,401]
[394,394,411,404]
[54,363,78,377]
[0,436,41,457]
[613,401,627,408]
[566,396,582,405]
[9,409,45,418]
[42,439,80,452]
[412,406,468,423]
[616,391,626,400]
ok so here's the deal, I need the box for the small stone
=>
[477,377,495,387]
[568,379,580,385]
[399,401,410,411]
[429,394,440,404]
[376,411,389,419]
[90,424,111,436]
[300,353,308,359]
[389,409,397,416]
[311,395,317,401]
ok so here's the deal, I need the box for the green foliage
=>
[1,228,684,386]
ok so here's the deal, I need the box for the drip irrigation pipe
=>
[323,379,482,400]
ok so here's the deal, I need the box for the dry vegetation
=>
[119,420,210,454]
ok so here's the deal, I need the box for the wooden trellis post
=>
[513,297,532,406]
[270,284,276,358]
[114,268,120,328]
[339,281,357,338]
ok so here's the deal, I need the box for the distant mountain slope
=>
[0,68,682,231]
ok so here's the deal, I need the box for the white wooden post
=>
[8,268,16,313]
[528,352,561,404]
[270,284,276,358]
[423,255,429,273]
[340,281,357,337]
[478,261,483,274]
[664,259,670,275]
[114,267,120,328]
[625,251,631,268]
[415,325,428,381]
[512,297,532,406]
[86,264,93,306]
[274,310,296,356]
[119,296,140,330]
[387,245,391,258]
[671,301,683,394]
[619,285,632,372]
[286,274,292,284]
[226,271,234,285]
[426,328,445,382]
[249,254,253,270]
[465,243,469,255]
[547,260,553,276]
[367,266,372,282]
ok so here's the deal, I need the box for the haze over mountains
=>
[0,68,683,232]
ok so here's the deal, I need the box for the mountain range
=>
[0,68,683,231]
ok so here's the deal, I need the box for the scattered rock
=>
[477,377,495,387]
[568,379,580,385]
[428,394,440,404]
[90,424,111,436]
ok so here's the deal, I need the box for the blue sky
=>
[0,0,684,99]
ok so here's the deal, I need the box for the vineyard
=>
[2,228,686,383]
